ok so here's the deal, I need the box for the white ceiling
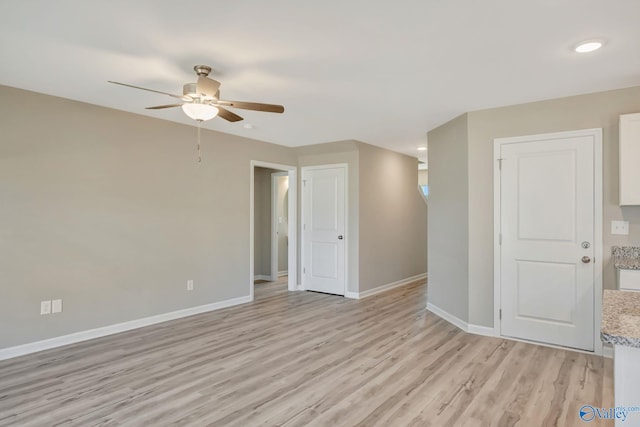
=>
[1,1,639,163]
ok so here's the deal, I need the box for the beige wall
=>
[296,141,360,293]
[428,85,640,328]
[0,85,297,348]
[418,170,429,186]
[0,84,429,351]
[427,113,470,322]
[357,142,427,291]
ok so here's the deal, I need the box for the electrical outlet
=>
[40,300,51,315]
[52,299,63,313]
[611,220,630,235]
[187,279,194,291]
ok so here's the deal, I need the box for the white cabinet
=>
[614,345,640,426]
[618,268,640,291]
[620,113,640,206]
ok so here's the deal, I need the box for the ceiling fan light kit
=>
[181,103,219,121]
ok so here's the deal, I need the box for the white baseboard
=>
[426,302,469,332]
[426,301,497,337]
[0,295,252,361]
[602,344,613,359]
[254,275,271,281]
[345,291,359,299]
[349,273,428,300]
[277,270,288,277]
[467,323,496,337]
[427,302,610,356]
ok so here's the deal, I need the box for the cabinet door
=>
[619,268,640,291]
[620,113,640,206]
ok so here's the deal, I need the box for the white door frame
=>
[300,163,349,294]
[250,161,297,300]
[271,171,289,281]
[493,128,603,355]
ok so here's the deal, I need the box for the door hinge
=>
[499,233,502,245]
[303,180,307,187]
[498,158,503,170]
[499,309,502,320]
[303,267,306,274]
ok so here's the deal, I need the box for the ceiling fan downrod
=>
[193,65,212,77]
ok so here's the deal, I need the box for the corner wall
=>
[427,113,469,322]
[427,85,640,329]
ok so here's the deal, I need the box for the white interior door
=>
[302,166,346,296]
[499,131,597,351]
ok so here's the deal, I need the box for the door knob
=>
[581,256,591,263]
[338,235,344,240]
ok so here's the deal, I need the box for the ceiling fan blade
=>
[196,76,221,98]
[216,100,284,113]
[216,106,244,122]
[145,104,183,110]
[108,81,189,101]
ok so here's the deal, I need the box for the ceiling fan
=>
[108,65,284,123]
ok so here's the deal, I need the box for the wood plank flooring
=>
[0,279,612,426]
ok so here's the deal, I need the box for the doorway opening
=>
[271,172,289,280]
[250,161,297,301]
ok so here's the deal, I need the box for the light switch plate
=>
[611,220,630,235]
[40,300,51,315]
[52,299,63,313]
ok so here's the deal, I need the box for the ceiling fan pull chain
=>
[197,120,202,163]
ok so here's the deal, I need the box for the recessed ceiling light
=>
[574,40,603,53]
[417,146,427,151]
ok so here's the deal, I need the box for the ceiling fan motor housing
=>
[183,83,197,98]
[184,83,219,101]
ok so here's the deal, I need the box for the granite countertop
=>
[601,289,640,348]
[614,258,640,270]
[612,246,640,270]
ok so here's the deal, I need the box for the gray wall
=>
[467,85,640,327]
[0,85,297,348]
[357,142,427,291]
[253,167,278,277]
[428,85,640,328]
[275,174,289,273]
[427,113,470,322]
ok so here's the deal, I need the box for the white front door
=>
[498,129,600,351]
[302,166,346,296]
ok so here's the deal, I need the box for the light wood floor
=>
[0,279,612,426]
